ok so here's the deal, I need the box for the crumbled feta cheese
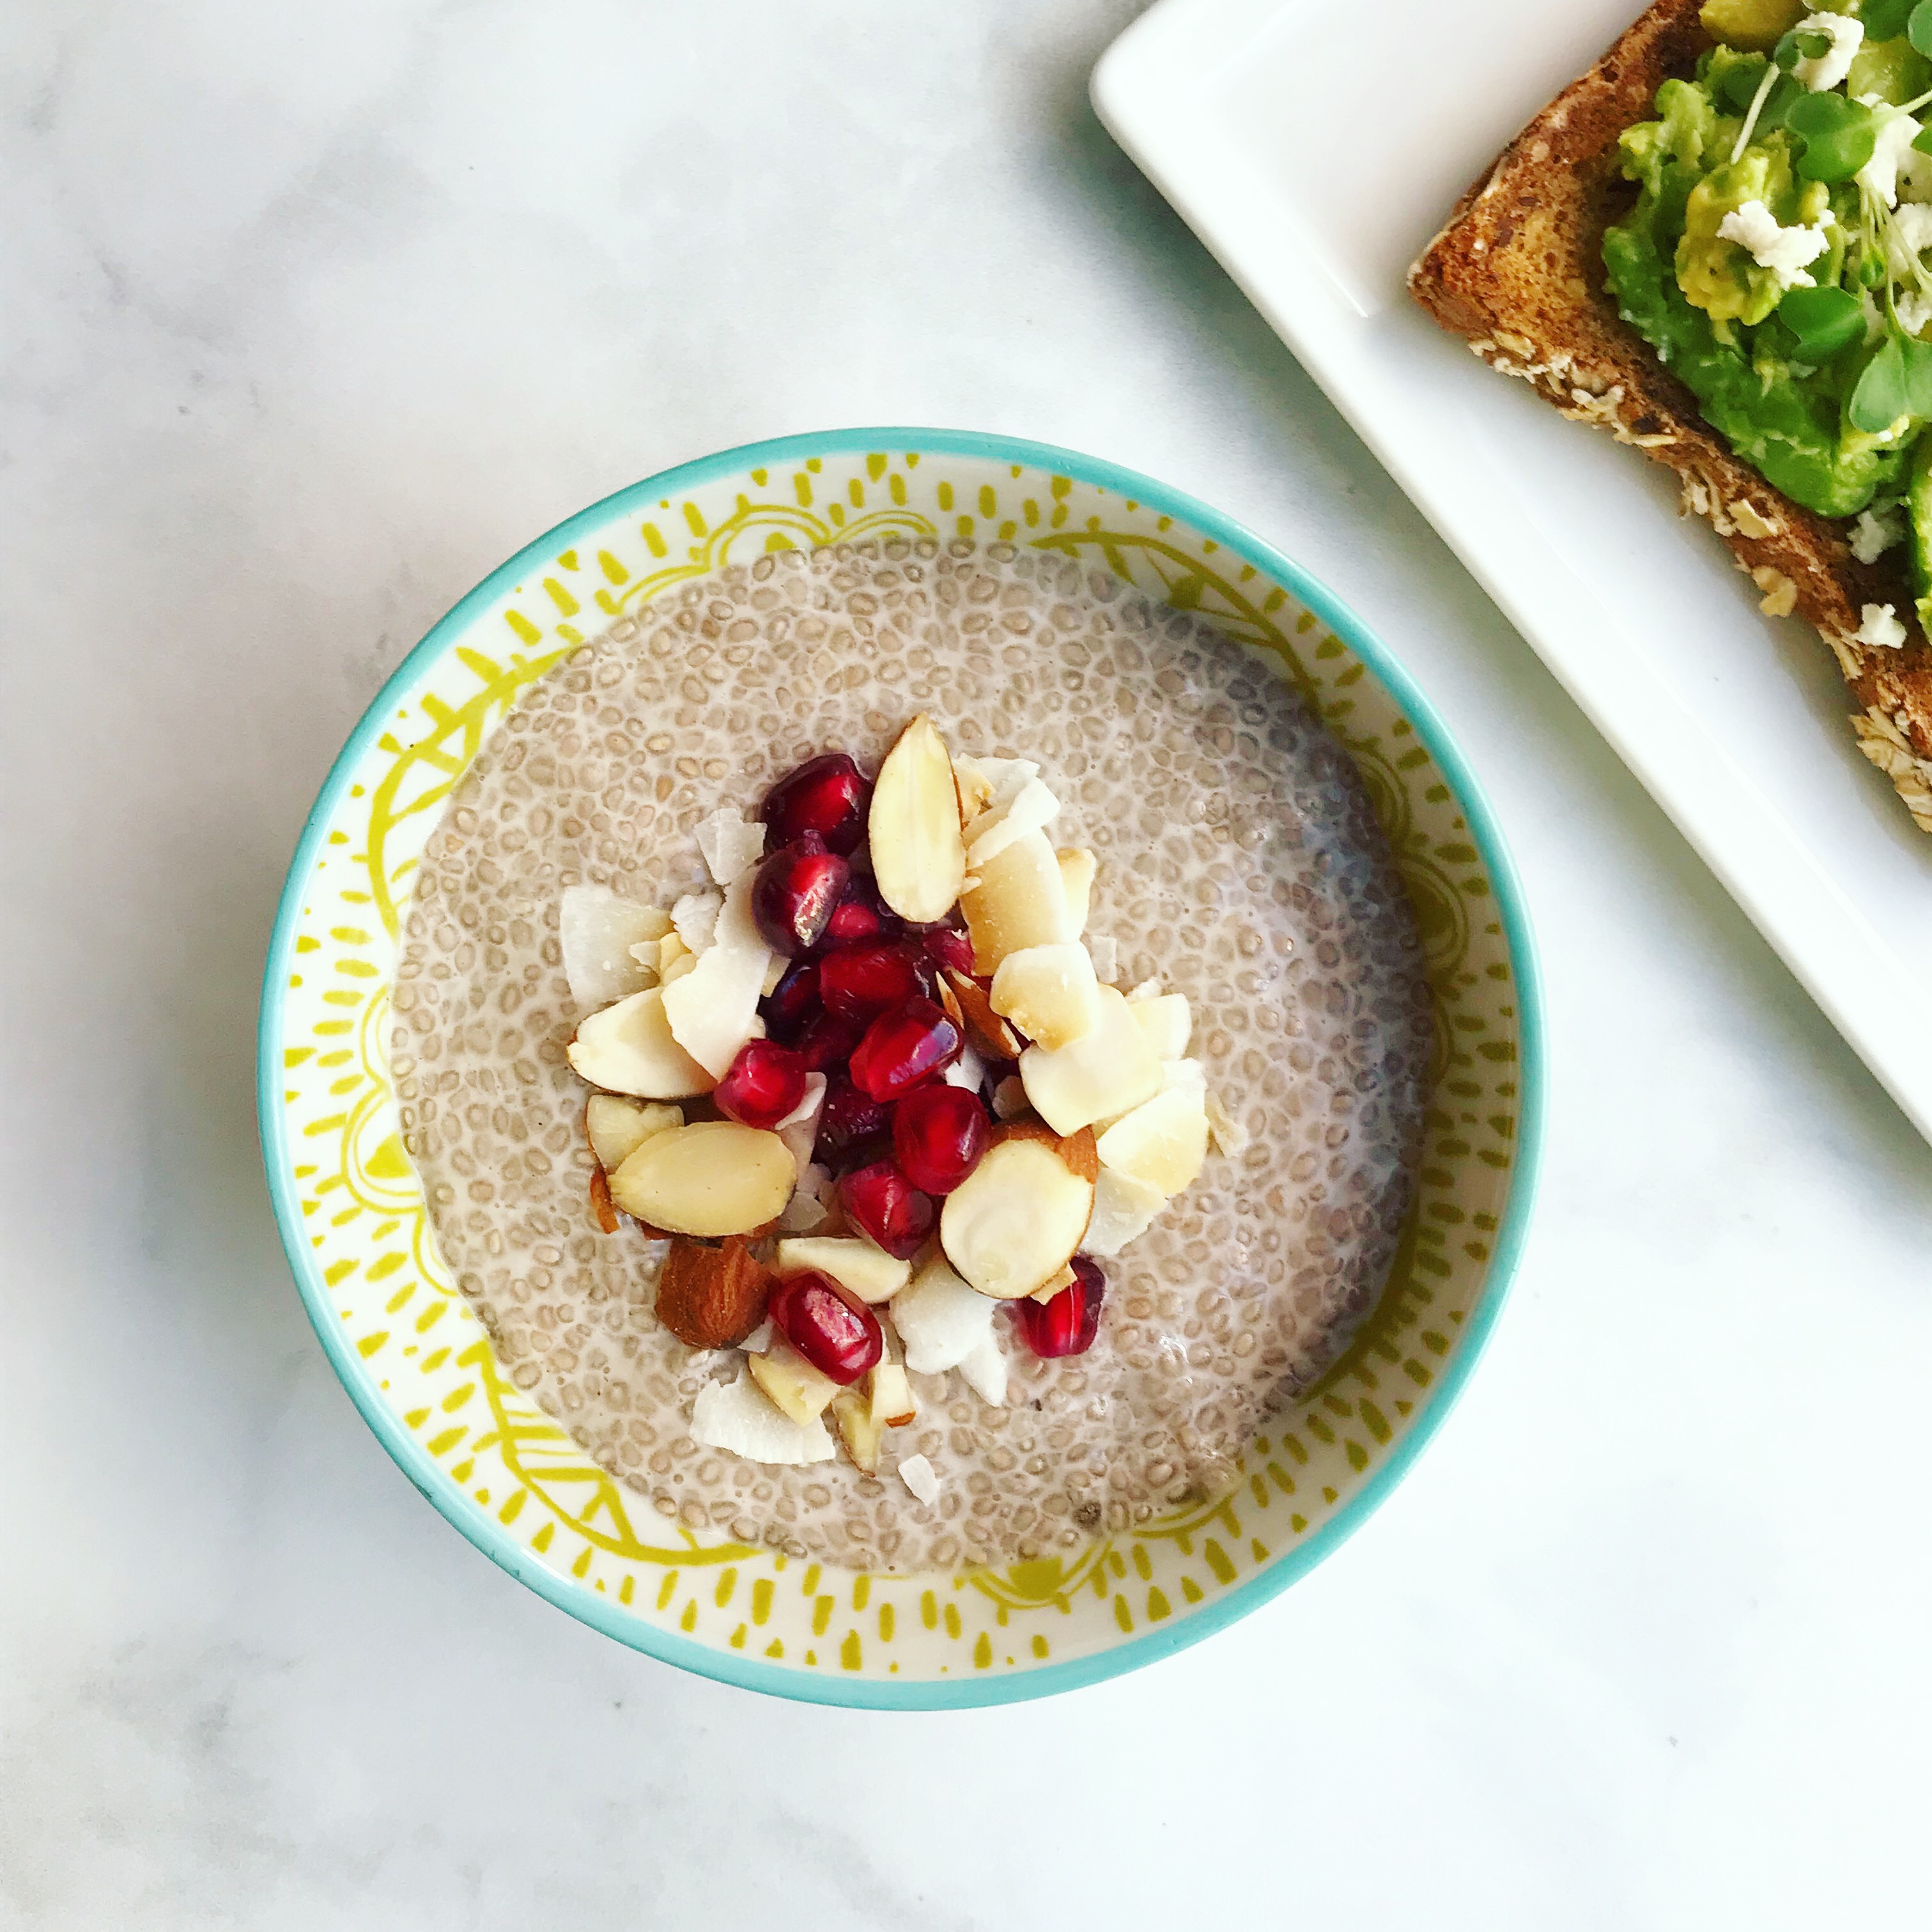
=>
[1858,106,1922,209]
[1851,504,1906,564]
[1717,199,1829,289]
[1856,603,1909,649]
[1794,12,1862,92]
[670,888,723,954]
[695,807,766,888]
[1886,201,1932,278]
[897,1453,941,1505]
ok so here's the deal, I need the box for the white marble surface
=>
[5,2,1930,1924]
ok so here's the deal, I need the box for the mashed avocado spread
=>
[1603,0,1932,618]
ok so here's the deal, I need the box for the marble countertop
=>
[6,3,1930,1924]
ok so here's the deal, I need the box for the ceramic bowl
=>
[259,427,1544,1708]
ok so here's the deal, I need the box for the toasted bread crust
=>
[1409,0,1932,831]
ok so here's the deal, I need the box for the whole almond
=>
[655,1235,772,1349]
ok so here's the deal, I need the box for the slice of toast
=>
[1409,0,1932,833]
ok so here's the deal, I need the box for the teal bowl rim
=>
[257,425,1547,1710]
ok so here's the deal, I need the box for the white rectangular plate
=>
[1094,0,1932,1147]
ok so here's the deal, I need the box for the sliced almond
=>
[1095,1084,1209,1197]
[959,828,1072,972]
[939,968,1025,1058]
[607,1120,795,1236]
[661,874,775,1078]
[869,1361,918,1428]
[589,1164,619,1234]
[831,1388,885,1474]
[1056,848,1095,937]
[989,942,1102,1051]
[1127,992,1191,1062]
[654,1234,771,1348]
[585,1095,683,1174]
[991,1074,1030,1121]
[657,932,696,984]
[994,1118,1099,1181]
[1030,1262,1076,1304]
[1017,985,1163,1134]
[567,988,712,1099]
[774,1235,910,1304]
[746,1334,842,1425]
[939,1131,1095,1299]
[1083,1164,1168,1256]
[869,714,966,923]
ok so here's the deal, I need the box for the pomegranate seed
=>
[1013,1256,1106,1359]
[768,1269,883,1384]
[761,752,872,857]
[892,1084,989,1194]
[821,941,923,1021]
[712,1040,808,1131]
[814,1076,890,1161]
[751,833,849,955]
[794,1008,864,1074]
[759,959,821,1045]
[848,996,962,1102]
[822,874,901,950]
[922,925,977,977]
[838,1159,936,1260]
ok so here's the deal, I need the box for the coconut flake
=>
[696,807,767,887]
[1087,932,1119,983]
[942,1042,989,1094]
[965,777,1062,870]
[739,1318,775,1357]
[956,1333,1008,1407]
[690,1373,835,1464]
[897,1453,941,1505]
[661,875,775,1078]
[775,1073,828,1133]
[559,885,670,1010]
[1204,1088,1249,1157]
[671,888,724,954]
[890,1257,996,1373]
[991,1075,1029,1121]
[1083,1164,1167,1256]
[1124,977,1162,1003]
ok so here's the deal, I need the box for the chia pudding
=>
[393,537,1431,1572]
